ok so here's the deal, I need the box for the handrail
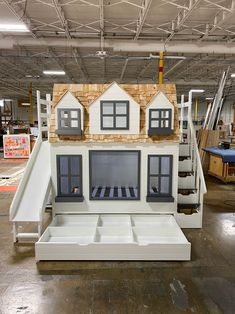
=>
[178,102,207,195]
[188,118,207,194]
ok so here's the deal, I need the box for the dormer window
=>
[100,101,129,130]
[148,109,173,136]
[56,108,82,135]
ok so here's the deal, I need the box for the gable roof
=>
[89,81,140,108]
[146,91,174,109]
[56,90,82,106]
[50,83,179,143]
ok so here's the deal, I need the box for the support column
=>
[158,51,164,84]
[29,82,34,125]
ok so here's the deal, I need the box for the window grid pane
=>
[101,101,129,130]
[149,109,171,129]
[58,155,82,197]
[116,116,127,128]
[148,155,172,197]
[58,109,81,131]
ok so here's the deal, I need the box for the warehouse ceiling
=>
[0,0,235,101]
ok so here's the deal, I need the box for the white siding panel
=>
[56,91,84,131]
[146,92,174,133]
[89,83,140,134]
[51,142,179,215]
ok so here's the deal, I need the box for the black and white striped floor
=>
[91,186,138,199]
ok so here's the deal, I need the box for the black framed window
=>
[148,109,173,136]
[89,150,140,200]
[147,155,174,202]
[55,155,84,202]
[56,108,82,135]
[101,101,129,130]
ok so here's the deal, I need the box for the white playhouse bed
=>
[36,214,190,260]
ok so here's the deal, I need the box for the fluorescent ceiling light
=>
[0,99,4,107]
[231,73,235,78]
[192,89,204,93]
[43,70,66,75]
[25,75,40,78]
[206,97,213,100]
[0,24,29,32]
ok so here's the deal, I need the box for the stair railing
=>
[178,93,207,209]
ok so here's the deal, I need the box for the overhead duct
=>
[0,37,234,54]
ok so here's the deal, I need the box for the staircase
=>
[176,96,207,228]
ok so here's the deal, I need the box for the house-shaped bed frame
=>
[10,82,206,261]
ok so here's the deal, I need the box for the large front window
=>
[57,108,81,135]
[56,155,83,202]
[101,101,129,130]
[147,155,174,202]
[89,151,140,200]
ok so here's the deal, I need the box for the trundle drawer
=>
[36,214,191,261]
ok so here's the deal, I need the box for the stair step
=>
[178,189,197,195]
[179,156,191,161]
[177,203,200,214]
[178,175,196,189]
[178,171,194,177]
[178,203,200,210]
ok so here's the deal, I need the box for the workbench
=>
[204,147,235,183]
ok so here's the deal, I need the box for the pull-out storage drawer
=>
[36,214,191,261]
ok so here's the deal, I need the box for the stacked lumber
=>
[197,129,220,173]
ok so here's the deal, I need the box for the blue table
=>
[204,147,235,182]
[204,147,235,163]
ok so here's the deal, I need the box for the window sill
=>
[148,129,174,136]
[55,129,82,135]
[55,196,84,202]
[146,196,174,203]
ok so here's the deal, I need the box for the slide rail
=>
[9,136,42,220]
[10,92,51,242]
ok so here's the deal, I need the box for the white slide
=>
[10,140,51,224]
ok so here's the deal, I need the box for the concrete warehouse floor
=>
[0,167,234,313]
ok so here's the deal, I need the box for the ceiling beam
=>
[0,79,29,97]
[2,0,37,38]
[47,47,74,81]
[2,0,80,82]
[199,0,235,41]
[52,0,71,39]
[164,59,185,77]
[3,37,235,54]
[165,0,203,43]
[134,0,153,40]
[120,59,128,81]
[99,0,104,51]
[52,0,89,80]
